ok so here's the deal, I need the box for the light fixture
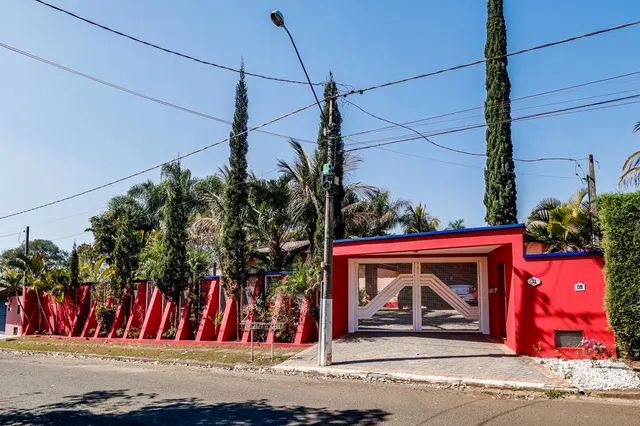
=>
[270,10,285,27]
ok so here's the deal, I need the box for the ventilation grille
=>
[554,330,584,348]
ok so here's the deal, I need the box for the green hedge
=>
[597,191,640,359]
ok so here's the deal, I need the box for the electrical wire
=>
[0,231,22,238]
[346,93,640,153]
[346,99,485,157]
[344,70,640,139]
[346,99,583,163]
[49,231,90,242]
[0,100,319,221]
[377,146,580,180]
[341,19,640,98]
[0,41,317,145]
[5,17,639,221]
[32,0,326,87]
[344,73,640,140]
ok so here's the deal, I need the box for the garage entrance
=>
[348,258,489,334]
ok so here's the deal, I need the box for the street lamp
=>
[270,10,334,367]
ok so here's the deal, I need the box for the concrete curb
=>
[272,364,578,393]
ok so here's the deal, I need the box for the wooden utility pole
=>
[24,226,30,256]
[587,154,599,247]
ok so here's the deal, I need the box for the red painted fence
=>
[20,275,316,346]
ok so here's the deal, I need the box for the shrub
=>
[95,303,116,335]
[597,191,640,359]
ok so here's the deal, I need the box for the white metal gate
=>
[349,258,488,333]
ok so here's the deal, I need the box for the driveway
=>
[277,333,570,390]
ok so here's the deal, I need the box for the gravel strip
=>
[535,358,640,390]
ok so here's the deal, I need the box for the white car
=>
[449,284,477,304]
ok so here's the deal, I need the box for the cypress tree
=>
[313,74,345,258]
[69,242,79,293]
[157,161,190,304]
[484,0,517,225]
[221,65,249,299]
[111,211,142,301]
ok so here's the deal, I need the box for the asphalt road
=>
[1,352,638,425]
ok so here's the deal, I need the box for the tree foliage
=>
[69,242,80,293]
[156,162,190,304]
[619,124,640,188]
[221,66,249,298]
[1,239,68,269]
[597,191,640,359]
[401,203,441,233]
[484,0,517,225]
[525,189,592,252]
[314,75,345,244]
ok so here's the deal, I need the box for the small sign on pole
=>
[244,322,285,362]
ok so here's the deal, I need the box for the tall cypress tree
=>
[221,65,249,299]
[69,242,79,292]
[313,74,345,257]
[484,0,517,225]
[157,161,190,304]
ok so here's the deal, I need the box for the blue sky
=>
[1,0,639,251]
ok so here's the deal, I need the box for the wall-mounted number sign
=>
[527,277,542,287]
[574,282,586,292]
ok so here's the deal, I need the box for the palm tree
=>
[278,139,322,257]
[344,190,409,237]
[247,177,298,271]
[401,203,441,233]
[189,171,227,271]
[6,252,55,333]
[525,189,592,252]
[619,123,640,187]
[446,219,466,230]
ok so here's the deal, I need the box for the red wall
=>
[332,226,615,359]
[511,255,613,358]
[333,256,349,338]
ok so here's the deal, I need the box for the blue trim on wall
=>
[524,250,603,260]
[334,223,525,244]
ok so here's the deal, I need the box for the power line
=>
[0,41,317,145]
[346,99,484,157]
[340,19,640,98]
[49,231,90,242]
[377,146,580,180]
[346,99,581,163]
[343,70,640,139]
[346,93,640,152]
[0,231,22,238]
[0,100,319,221]
[32,0,325,87]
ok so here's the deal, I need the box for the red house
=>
[331,224,614,358]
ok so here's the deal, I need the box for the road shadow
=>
[0,389,389,425]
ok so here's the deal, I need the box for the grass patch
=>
[0,337,303,367]
[544,390,568,399]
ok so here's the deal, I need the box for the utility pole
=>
[587,154,598,247]
[269,9,334,366]
[24,226,30,256]
[319,99,335,367]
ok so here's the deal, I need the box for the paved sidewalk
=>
[276,333,571,391]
